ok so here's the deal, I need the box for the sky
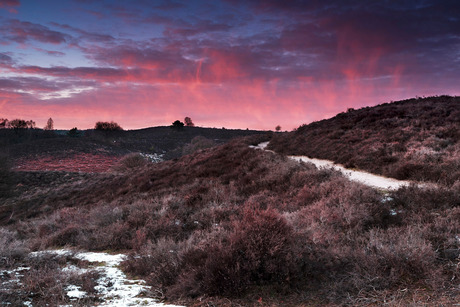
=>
[0,0,459,130]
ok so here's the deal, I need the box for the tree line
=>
[0,116,195,131]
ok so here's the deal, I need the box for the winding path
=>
[251,141,418,190]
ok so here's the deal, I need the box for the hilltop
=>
[269,95,460,185]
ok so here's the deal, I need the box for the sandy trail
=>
[252,141,415,190]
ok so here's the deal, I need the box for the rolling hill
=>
[269,95,460,186]
[0,98,459,306]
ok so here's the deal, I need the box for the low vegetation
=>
[270,96,460,185]
[1,138,458,305]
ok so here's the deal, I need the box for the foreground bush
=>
[111,153,148,172]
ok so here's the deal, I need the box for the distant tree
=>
[44,117,54,130]
[9,119,28,129]
[184,117,194,127]
[94,121,123,131]
[275,125,281,132]
[0,118,8,129]
[172,120,184,130]
[26,120,35,129]
[67,127,79,137]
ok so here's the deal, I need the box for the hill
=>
[269,95,460,185]
[0,126,268,172]
[1,138,459,306]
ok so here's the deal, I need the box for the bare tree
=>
[44,117,54,130]
[0,118,8,129]
[275,125,281,132]
[184,117,194,127]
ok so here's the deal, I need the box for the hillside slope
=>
[1,139,459,305]
[269,96,460,185]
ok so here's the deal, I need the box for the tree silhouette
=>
[275,125,281,132]
[94,121,123,131]
[67,127,79,137]
[172,120,184,130]
[0,118,8,129]
[44,117,54,130]
[9,119,35,129]
[184,117,194,127]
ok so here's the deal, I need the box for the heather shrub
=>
[17,253,100,306]
[124,238,187,291]
[0,228,29,267]
[112,153,148,172]
[170,206,298,297]
[47,223,82,247]
[0,154,13,198]
[347,227,443,292]
[182,136,216,156]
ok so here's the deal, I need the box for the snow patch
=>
[140,152,164,163]
[30,250,183,307]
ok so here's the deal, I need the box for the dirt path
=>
[252,142,418,190]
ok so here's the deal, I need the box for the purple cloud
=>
[1,19,69,44]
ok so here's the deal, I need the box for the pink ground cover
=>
[13,153,122,173]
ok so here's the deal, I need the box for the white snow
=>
[30,250,183,307]
[252,142,419,190]
[140,152,164,163]
[65,284,86,298]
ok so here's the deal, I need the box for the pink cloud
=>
[0,0,19,13]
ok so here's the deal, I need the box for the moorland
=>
[0,96,459,306]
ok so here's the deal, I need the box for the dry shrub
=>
[0,154,13,198]
[347,227,443,292]
[0,228,29,267]
[123,237,186,291]
[169,206,298,297]
[182,136,216,156]
[47,223,82,247]
[17,253,101,306]
[112,153,147,172]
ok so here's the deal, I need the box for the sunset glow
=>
[1,0,459,130]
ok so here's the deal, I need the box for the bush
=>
[94,121,123,131]
[168,206,298,297]
[0,154,13,198]
[67,127,80,137]
[171,120,184,130]
[112,153,148,172]
[0,228,29,267]
[347,227,443,292]
[182,136,216,156]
